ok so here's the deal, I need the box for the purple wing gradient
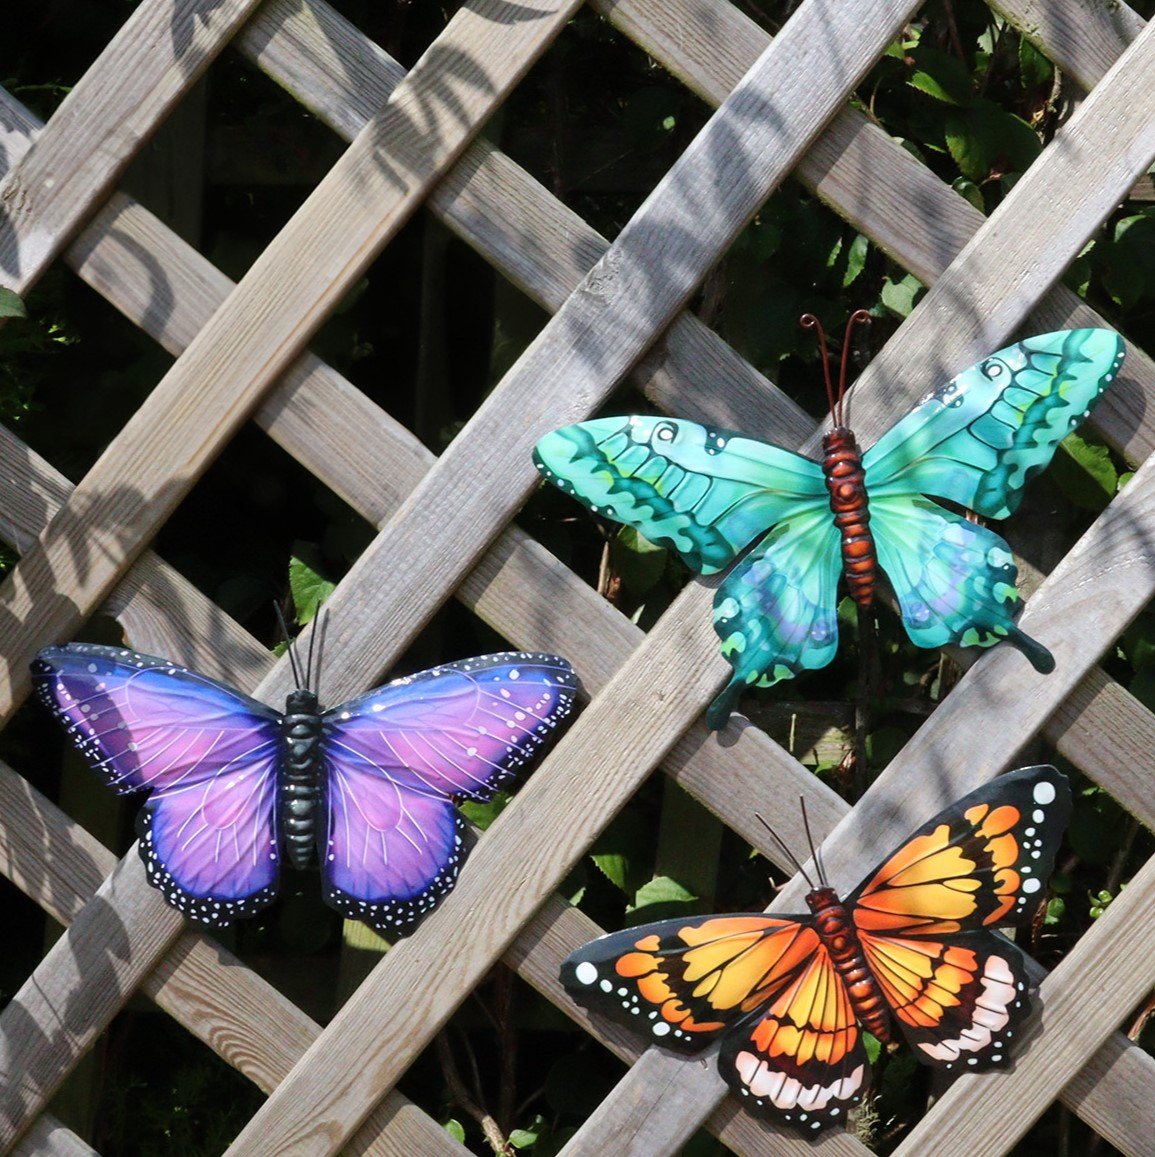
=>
[319,652,579,932]
[32,643,282,925]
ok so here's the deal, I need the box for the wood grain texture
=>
[0,771,467,1157]
[11,1114,98,1157]
[243,0,922,717]
[0,0,264,294]
[4,9,1152,1147]
[993,0,1144,89]
[0,0,581,723]
[545,18,1155,1152]
[602,0,1155,465]
[217,4,929,1150]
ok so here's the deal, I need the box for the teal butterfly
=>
[534,328,1125,728]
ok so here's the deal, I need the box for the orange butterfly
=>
[561,765,1070,1134]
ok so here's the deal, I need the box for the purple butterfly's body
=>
[33,643,579,933]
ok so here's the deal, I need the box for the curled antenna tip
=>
[799,312,820,329]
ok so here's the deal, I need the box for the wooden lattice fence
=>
[2,0,1155,1153]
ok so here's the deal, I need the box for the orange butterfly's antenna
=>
[798,795,830,891]
[800,310,871,429]
[754,811,816,891]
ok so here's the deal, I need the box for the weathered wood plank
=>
[600,0,1155,465]
[993,0,1144,90]
[0,0,581,722]
[0,0,264,294]
[11,1114,98,1157]
[546,20,1155,1150]
[213,3,930,1150]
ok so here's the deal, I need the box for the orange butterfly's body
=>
[806,886,892,1043]
[821,427,877,609]
[563,766,1071,1135]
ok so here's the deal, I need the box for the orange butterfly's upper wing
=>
[847,765,1070,1070]
[847,765,1071,938]
[560,913,868,1132]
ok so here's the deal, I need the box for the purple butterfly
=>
[32,643,578,933]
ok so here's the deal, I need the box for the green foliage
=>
[288,548,337,625]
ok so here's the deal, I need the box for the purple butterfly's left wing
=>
[319,653,578,933]
[32,643,282,925]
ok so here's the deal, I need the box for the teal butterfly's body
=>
[534,329,1125,727]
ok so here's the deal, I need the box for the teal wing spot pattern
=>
[709,508,841,729]
[865,329,1125,520]
[533,416,826,574]
[870,494,1053,673]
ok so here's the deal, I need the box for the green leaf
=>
[908,46,973,105]
[0,287,27,319]
[459,792,511,831]
[1051,432,1117,512]
[590,851,630,891]
[879,273,924,318]
[862,1033,883,1064]
[289,550,336,625]
[611,525,667,596]
[626,875,698,925]
[510,1117,546,1149]
[842,233,869,287]
[1018,35,1054,89]
[945,101,1041,183]
[951,176,985,213]
[444,1120,466,1143]
[1044,896,1065,925]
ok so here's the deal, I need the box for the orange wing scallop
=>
[719,942,869,1133]
[858,930,1030,1071]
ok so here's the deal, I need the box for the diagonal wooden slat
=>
[552,18,1155,1146]
[2,0,1155,1147]
[0,0,581,721]
[4,4,1152,1147]
[0,0,264,295]
[211,3,971,1151]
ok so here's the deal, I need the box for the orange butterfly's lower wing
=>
[561,913,819,1052]
[860,930,1030,1071]
[719,943,869,1133]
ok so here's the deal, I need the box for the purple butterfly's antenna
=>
[800,310,871,429]
[274,601,307,692]
[754,810,816,891]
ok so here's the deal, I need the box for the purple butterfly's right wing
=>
[32,643,283,925]
[320,652,578,933]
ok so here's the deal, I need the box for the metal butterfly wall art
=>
[562,765,1071,1134]
[33,642,578,933]
[534,323,1125,727]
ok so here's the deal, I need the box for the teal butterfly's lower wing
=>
[870,493,1053,671]
[864,329,1125,519]
[709,505,841,728]
[533,416,826,574]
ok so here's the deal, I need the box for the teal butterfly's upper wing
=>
[869,492,1053,671]
[533,416,827,574]
[709,506,841,728]
[864,329,1125,517]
